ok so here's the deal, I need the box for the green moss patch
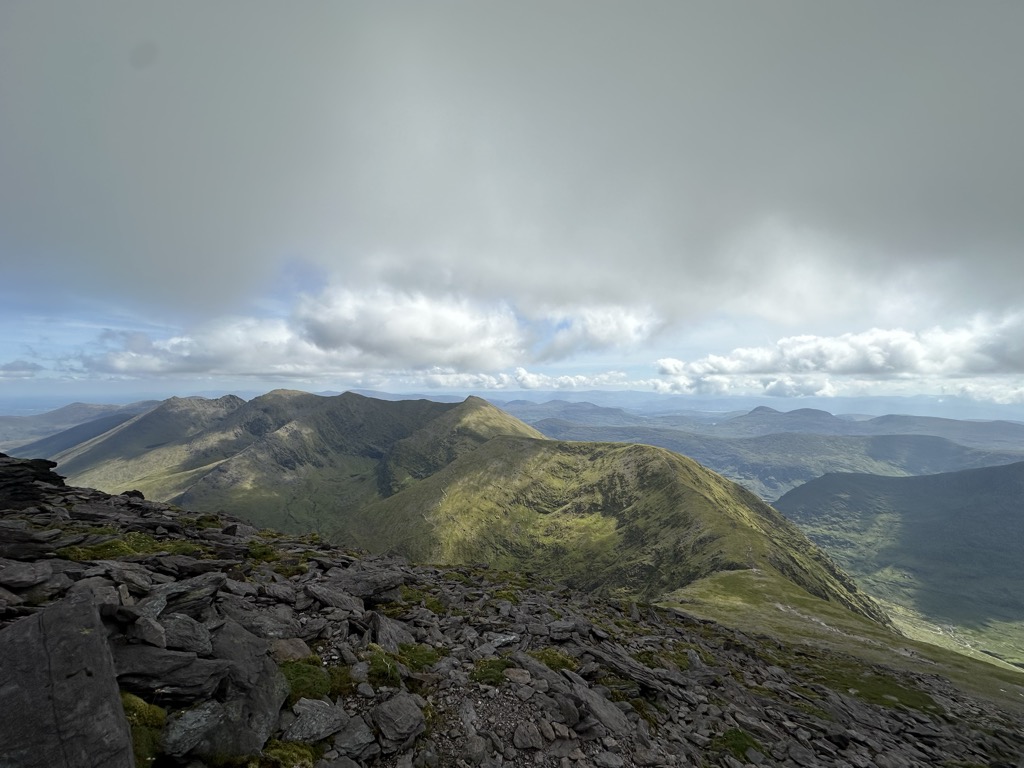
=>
[470,658,514,686]
[120,691,166,766]
[280,657,330,706]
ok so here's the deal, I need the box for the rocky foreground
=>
[1,453,1022,768]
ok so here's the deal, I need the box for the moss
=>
[279,658,330,706]
[195,514,223,529]
[470,657,514,686]
[491,588,521,605]
[397,643,444,672]
[272,560,308,578]
[58,531,207,561]
[400,585,447,614]
[712,728,762,761]
[367,645,401,687]
[630,698,659,730]
[328,665,356,697]
[261,739,319,768]
[246,541,281,563]
[527,647,578,672]
[120,691,166,766]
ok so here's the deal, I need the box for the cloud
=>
[656,315,1024,397]
[3,2,1024,330]
[533,306,663,362]
[0,360,44,379]
[296,288,524,370]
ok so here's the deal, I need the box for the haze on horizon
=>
[3,2,1024,411]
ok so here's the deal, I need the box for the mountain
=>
[0,400,159,452]
[704,407,1024,449]
[22,391,886,623]
[47,391,540,535]
[3,453,1023,768]
[533,421,1024,500]
[775,461,1024,668]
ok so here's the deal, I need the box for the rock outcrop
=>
[1,452,1023,768]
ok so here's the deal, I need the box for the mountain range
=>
[507,402,1024,500]
[13,391,886,625]
[10,390,1024,675]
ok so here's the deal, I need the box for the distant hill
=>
[0,400,158,452]
[534,421,1024,500]
[775,462,1024,667]
[23,391,884,621]
[705,406,1024,449]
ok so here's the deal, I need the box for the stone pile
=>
[1,452,1022,768]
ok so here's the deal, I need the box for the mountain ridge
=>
[18,392,886,626]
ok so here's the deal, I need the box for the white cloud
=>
[656,315,1024,399]
[534,306,663,361]
[296,288,524,370]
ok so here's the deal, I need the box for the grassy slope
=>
[350,436,887,623]
[775,462,1024,667]
[664,568,1024,712]
[58,391,544,537]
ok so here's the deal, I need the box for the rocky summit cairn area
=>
[1,452,1022,768]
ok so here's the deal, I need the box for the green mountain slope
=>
[342,436,888,623]
[534,421,1024,501]
[775,461,1024,667]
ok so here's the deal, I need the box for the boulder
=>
[372,692,426,753]
[0,592,134,768]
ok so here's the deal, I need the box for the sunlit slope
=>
[775,461,1024,666]
[53,395,247,493]
[349,435,888,621]
[55,391,543,533]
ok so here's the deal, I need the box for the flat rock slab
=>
[0,592,134,768]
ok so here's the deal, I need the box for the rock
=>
[368,610,417,653]
[113,644,231,704]
[333,715,379,759]
[219,594,303,639]
[373,692,426,753]
[512,721,544,750]
[197,617,290,755]
[283,697,351,743]
[0,592,134,768]
[0,557,53,589]
[306,582,365,613]
[128,615,168,647]
[271,636,314,662]
[161,612,213,654]
[326,562,407,600]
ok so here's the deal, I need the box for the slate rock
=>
[199,617,290,754]
[283,697,351,743]
[161,612,213,655]
[368,610,417,653]
[219,593,302,639]
[306,582,365,613]
[113,643,230,703]
[373,692,426,753]
[512,721,544,750]
[334,715,379,759]
[326,563,407,599]
[0,557,53,589]
[0,592,134,768]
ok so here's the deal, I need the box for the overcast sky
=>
[3,2,1024,408]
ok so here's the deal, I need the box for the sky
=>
[3,2,1024,410]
